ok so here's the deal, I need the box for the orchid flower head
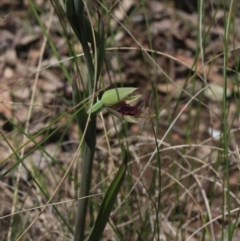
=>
[88,87,154,123]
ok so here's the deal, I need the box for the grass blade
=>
[88,150,128,241]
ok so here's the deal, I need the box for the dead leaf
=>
[204,83,232,101]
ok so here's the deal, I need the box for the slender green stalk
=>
[65,1,96,240]
[65,1,105,240]
[72,76,96,241]
[74,142,95,241]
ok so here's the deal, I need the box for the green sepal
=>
[125,95,141,104]
[101,88,138,106]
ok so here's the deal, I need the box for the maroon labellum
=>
[112,101,154,119]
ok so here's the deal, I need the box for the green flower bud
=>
[101,88,138,106]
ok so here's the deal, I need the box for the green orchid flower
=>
[88,87,154,123]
